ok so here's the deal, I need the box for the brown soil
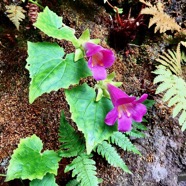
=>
[0,0,186,186]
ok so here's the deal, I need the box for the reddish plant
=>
[107,1,145,50]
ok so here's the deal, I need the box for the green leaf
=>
[143,99,155,109]
[96,141,131,173]
[59,111,85,157]
[65,153,98,186]
[66,179,80,186]
[95,88,103,102]
[34,7,79,47]
[30,173,58,186]
[163,87,176,102]
[74,48,84,61]
[6,135,61,181]
[179,111,186,125]
[154,75,166,84]
[155,81,173,94]
[153,65,186,130]
[111,132,141,155]
[78,29,90,44]
[172,102,183,118]
[126,129,146,138]
[168,95,179,107]
[26,42,91,103]
[132,121,147,130]
[65,83,117,154]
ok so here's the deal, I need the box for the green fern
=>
[59,111,85,157]
[111,132,141,155]
[153,65,186,130]
[126,121,147,138]
[64,153,98,186]
[126,130,146,138]
[95,141,131,173]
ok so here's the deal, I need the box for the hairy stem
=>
[28,0,44,9]
[106,0,123,26]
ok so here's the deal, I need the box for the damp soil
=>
[0,0,186,186]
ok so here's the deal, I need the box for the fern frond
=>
[126,129,146,138]
[133,121,147,130]
[59,112,85,157]
[111,132,141,155]
[153,65,186,130]
[156,49,182,76]
[140,0,181,33]
[95,141,131,173]
[64,153,98,186]
[6,5,26,30]
[125,121,147,138]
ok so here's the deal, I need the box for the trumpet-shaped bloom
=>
[105,84,148,132]
[83,42,115,80]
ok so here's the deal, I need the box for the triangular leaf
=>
[26,42,91,103]
[65,83,117,154]
[59,111,85,157]
[78,29,90,44]
[6,135,61,181]
[74,48,84,61]
[34,7,79,47]
[30,173,58,186]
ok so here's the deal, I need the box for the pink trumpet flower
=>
[83,42,115,80]
[105,84,148,132]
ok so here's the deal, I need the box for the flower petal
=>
[118,114,132,132]
[107,84,128,106]
[90,66,107,80]
[101,50,115,68]
[116,97,136,106]
[136,94,148,103]
[105,107,118,126]
[84,42,102,57]
[130,103,147,122]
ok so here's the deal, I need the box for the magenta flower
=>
[105,84,148,132]
[83,42,115,80]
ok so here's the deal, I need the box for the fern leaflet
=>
[59,111,85,157]
[6,5,26,30]
[95,141,131,173]
[140,0,181,33]
[126,129,146,138]
[153,65,186,130]
[126,121,147,138]
[111,132,141,155]
[156,49,182,76]
[64,153,98,186]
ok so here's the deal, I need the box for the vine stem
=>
[0,174,6,177]
[106,0,123,26]
[28,0,44,9]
